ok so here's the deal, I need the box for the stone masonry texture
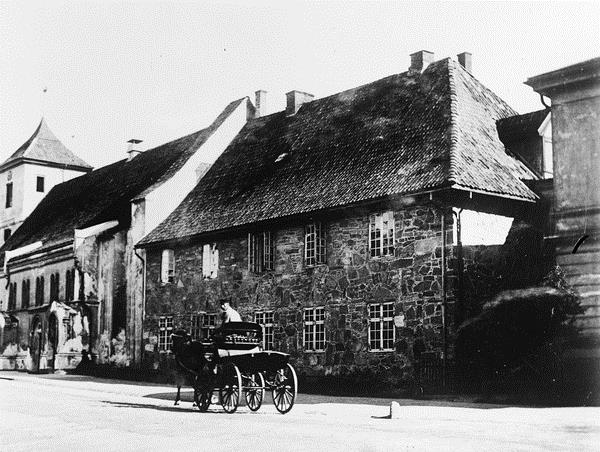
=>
[143,204,456,390]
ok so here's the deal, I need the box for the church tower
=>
[0,119,92,246]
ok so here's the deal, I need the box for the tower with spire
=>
[0,119,92,246]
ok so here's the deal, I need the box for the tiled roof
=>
[2,99,244,252]
[140,58,538,246]
[496,109,549,144]
[0,118,92,171]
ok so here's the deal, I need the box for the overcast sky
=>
[1,1,599,169]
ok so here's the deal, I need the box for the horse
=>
[170,329,216,406]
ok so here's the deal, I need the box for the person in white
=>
[220,301,241,324]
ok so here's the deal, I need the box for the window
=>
[161,249,175,284]
[35,276,45,306]
[304,307,326,351]
[8,282,17,311]
[368,302,395,351]
[65,269,76,301]
[202,244,219,279]
[248,231,274,273]
[369,211,395,257]
[3,228,11,242]
[254,311,274,350]
[36,176,45,193]
[50,272,60,301]
[63,316,74,340]
[158,316,173,351]
[190,312,217,342]
[21,279,30,309]
[5,182,12,208]
[305,222,326,266]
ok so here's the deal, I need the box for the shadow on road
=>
[101,400,229,414]
[142,390,508,409]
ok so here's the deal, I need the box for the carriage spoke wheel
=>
[219,363,242,414]
[194,386,212,412]
[244,372,265,412]
[271,363,297,414]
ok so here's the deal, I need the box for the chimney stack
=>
[127,139,143,161]
[457,52,472,73]
[286,90,314,116]
[255,90,267,118]
[409,50,435,74]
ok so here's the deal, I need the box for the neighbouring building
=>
[526,57,600,392]
[0,97,253,371]
[0,118,92,247]
[136,51,541,390]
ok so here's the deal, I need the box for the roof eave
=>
[0,157,93,173]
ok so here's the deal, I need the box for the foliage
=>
[456,279,582,392]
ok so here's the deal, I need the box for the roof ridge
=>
[445,58,460,183]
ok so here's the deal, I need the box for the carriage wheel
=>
[244,372,265,412]
[194,387,212,412]
[271,363,297,414]
[219,363,242,414]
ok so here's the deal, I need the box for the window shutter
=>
[210,244,219,278]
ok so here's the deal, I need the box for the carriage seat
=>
[214,321,263,356]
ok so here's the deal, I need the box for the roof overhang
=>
[525,57,600,97]
[137,185,539,250]
[0,157,93,173]
[4,241,42,272]
[75,220,120,248]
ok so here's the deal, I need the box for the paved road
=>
[1,371,599,451]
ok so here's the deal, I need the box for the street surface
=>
[1,371,598,451]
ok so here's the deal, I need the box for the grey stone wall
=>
[143,205,455,389]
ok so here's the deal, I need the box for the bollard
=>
[389,401,401,419]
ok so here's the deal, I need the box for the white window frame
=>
[158,315,173,353]
[368,302,395,352]
[248,231,274,273]
[202,244,219,279]
[254,311,274,350]
[158,315,173,352]
[161,249,175,284]
[305,222,326,267]
[369,211,395,258]
[303,307,326,352]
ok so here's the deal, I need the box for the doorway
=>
[30,317,43,373]
[48,314,58,370]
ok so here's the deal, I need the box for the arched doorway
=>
[48,314,59,370]
[30,317,43,373]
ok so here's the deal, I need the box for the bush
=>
[456,281,582,400]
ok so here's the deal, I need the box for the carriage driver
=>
[220,300,241,324]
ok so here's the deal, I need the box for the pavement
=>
[1,370,599,451]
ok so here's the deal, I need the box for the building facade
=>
[137,51,540,389]
[526,57,600,393]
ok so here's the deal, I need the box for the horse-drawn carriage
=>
[171,322,297,414]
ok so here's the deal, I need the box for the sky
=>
[1,0,599,169]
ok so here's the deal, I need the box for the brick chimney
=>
[127,139,143,161]
[286,90,314,116]
[409,50,435,74]
[457,52,472,73]
[255,90,267,118]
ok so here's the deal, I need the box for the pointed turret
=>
[0,118,92,172]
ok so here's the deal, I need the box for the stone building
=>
[137,51,540,389]
[0,118,92,246]
[0,98,252,371]
[526,57,600,392]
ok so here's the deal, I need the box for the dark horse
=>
[170,329,216,406]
